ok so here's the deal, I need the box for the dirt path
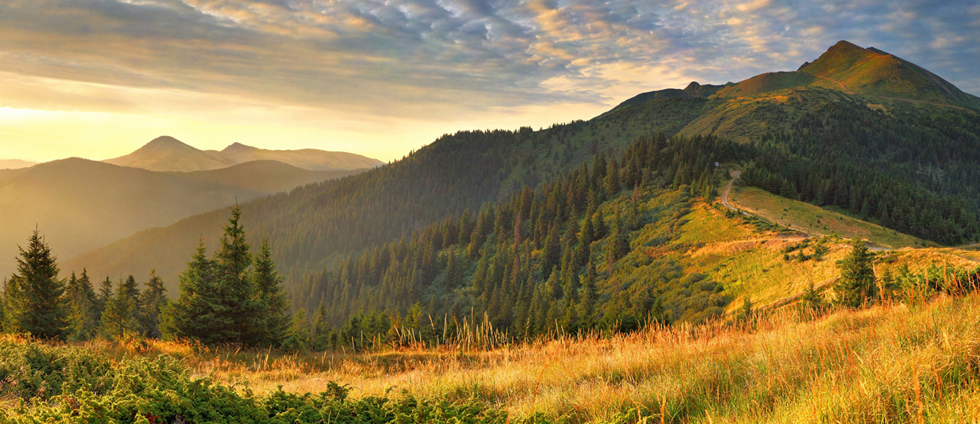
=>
[809,74,854,94]
[721,171,741,212]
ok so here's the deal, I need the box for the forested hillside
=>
[66,41,980,319]
[295,134,746,343]
[66,100,707,293]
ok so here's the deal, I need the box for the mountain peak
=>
[797,41,978,107]
[145,136,190,148]
[222,142,257,153]
[136,136,201,154]
[829,39,862,52]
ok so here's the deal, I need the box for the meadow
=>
[3,291,980,423]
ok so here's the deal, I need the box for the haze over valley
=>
[0,136,379,278]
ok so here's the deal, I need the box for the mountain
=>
[105,136,383,172]
[615,81,732,108]
[104,136,232,172]
[0,158,364,278]
[0,159,36,170]
[220,143,383,171]
[67,41,980,320]
[709,40,980,109]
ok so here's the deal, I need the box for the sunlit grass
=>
[38,293,980,423]
[731,186,927,249]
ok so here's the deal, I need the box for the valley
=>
[0,138,378,279]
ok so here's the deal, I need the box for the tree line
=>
[2,207,291,347]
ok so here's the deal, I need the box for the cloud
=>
[0,0,977,160]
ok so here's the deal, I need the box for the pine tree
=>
[541,225,561,280]
[96,277,112,317]
[120,275,140,302]
[577,260,597,329]
[65,269,99,340]
[606,213,630,272]
[164,208,283,347]
[312,302,332,350]
[605,157,621,194]
[253,238,289,346]
[138,270,168,338]
[214,206,255,345]
[800,282,824,314]
[162,240,218,343]
[284,309,312,351]
[100,289,140,339]
[6,230,68,339]
[834,239,876,307]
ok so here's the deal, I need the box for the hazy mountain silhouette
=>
[105,136,382,172]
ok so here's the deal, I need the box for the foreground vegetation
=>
[2,290,980,423]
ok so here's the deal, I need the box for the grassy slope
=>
[729,185,929,249]
[14,293,980,423]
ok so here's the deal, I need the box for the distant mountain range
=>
[104,136,384,172]
[0,159,36,170]
[0,137,379,278]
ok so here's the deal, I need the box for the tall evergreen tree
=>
[162,240,218,343]
[138,270,168,338]
[577,260,597,329]
[834,239,876,307]
[96,276,112,317]
[312,302,332,350]
[284,309,312,351]
[100,288,140,339]
[253,238,289,346]
[164,208,283,347]
[120,275,140,302]
[66,269,99,340]
[214,206,255,345]
[6,230,67,339]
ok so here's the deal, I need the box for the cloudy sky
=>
[0,0,977,162]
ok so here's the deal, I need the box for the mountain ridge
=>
[0,159,37,170]
[105,136,383,172]
[0,157,366,278]
[619,40,979,111]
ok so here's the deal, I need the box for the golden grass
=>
[675,203,758,245]
[59,293,980,423]
[730,186,928,249]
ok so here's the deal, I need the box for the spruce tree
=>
[66,269,99,340]
[214,206,255,345]
[834,239,876,307]
[163,240,218,343]
[606,213,630,272]
[138,270,168,338]
[96,277,112,317]
[253,239,289,346]
[577,260,597,329]
[100,289,140,339]
[312,302,332,350]
[6,230,68,339]
[284,309,312,350]
[120,275,140,302]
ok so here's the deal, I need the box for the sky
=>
[0,0,977,163]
